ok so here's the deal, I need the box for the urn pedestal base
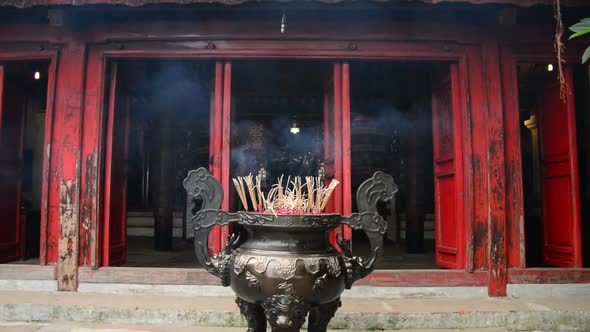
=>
[236,296,341,332]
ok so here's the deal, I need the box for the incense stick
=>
[232,173,340,216]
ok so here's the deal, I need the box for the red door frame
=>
[81,40,484,287]
[501,46,585,270]
[0,51,57,265]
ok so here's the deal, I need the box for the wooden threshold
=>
[0,264,56,280]
[78,267,488,287]
[508,268,590,284]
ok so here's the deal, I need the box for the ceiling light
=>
[290,120,300,134]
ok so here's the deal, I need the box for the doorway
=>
[0,60,50,264]
[517,63,586,267]
[102,59,213,267]
[348,61,466,270]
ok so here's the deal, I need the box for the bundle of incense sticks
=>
[232,174,339,215]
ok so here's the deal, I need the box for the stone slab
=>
[0,291,588,330]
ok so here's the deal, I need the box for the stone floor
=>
[1,290,589,331]
[0,323,512,332]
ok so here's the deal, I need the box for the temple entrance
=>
[348,62,466,270]
[0,60,50,264]
[517,63,588,267]
[102,59,213,267]
[101,58,469,270]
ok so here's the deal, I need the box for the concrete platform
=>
[0,290,589,331]
[0,323,511,332]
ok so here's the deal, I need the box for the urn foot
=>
[262,292,310,332]
[235,297,266,332]
[308,298,341,332]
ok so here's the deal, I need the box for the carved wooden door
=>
[102,62,130,266]
[0,64,26,263]
[431,64,466,269]
[539,68,582,267]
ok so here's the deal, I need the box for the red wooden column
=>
[332,62,343,215]
[500,47,525,269]
[208,61,231,254]
[220,61,232,247]
[465,47,490,272]
[341,62,352,240]
[208,62,223,254]
[482,41,507,296]
[79,46,105,268]
[49,42,87,290]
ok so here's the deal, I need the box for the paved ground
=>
[0,323,512,332]
[0,290,589,330]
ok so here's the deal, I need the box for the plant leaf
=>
[569,29,590,40]
[582,46,590,64]
[569,21,590,33]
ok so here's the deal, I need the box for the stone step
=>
[0,290,588,331]
[0,322,512,332]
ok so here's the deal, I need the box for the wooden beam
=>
[78,267,220,285]
[465,47,489,271]
[357,270,488,287]
[508,268,590,284]
[500,47,525,269]
[482,41,507,296]
[207,61,224,254]
[0,265,56,280]
[52,42,86,290]
[220,61,232,248]
[341,62,352,240]
[80,46,107,268]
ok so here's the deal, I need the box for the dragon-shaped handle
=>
[339,171,398,288]
[183,167,239,286]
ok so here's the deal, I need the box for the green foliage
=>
[569,18,590,63]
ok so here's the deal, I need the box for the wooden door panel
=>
[431,64,465,269]
[0,65,26,263]
[103,62,129,266]
[539,70,582,267]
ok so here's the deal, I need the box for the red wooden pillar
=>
[341,62,352,240]
[221,61,232,246]
[79,46,105,268]
[208,62,223,254]
[333,63,343,215]
[208,61,231,254]
[50,42,86,290]
[466,47,490,271]
[482,41,507,296]
[500,47,525,269]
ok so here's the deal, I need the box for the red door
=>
[0,65,27,263]
[431,64,466,269]
[102,62,130,266]
[538,68,583,267]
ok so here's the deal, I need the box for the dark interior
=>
[0,60,49,264]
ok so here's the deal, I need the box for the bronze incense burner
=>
[184,167,397,332]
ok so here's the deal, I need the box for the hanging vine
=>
[554,0,567,100]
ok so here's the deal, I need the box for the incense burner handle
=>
[339,171,398,288]
[183,168,239,286]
